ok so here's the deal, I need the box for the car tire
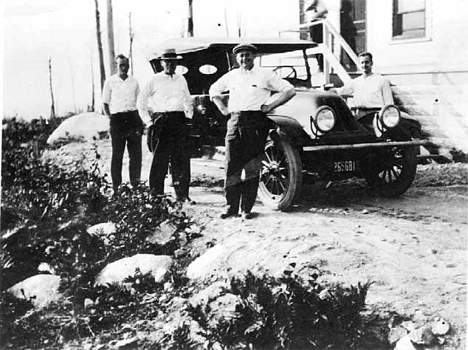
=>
[258,138,303,210]
[363,144,418,197]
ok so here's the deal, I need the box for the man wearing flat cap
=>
[137,48,195,204]
[209,43,296,219]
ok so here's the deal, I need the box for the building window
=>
[393,0,426,40]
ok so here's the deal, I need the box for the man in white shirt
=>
[332,52,394,119]
[209,43,296,219]
[137,48,194,204]
[102,54,144,195]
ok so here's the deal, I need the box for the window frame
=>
[391,0,431,43]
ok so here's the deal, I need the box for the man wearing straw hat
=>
[137,48,195,204]
[209,43,296,219]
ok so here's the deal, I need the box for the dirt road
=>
[185,156,467,349]
[46,140,468,348]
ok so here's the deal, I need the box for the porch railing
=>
[279,19,361,85]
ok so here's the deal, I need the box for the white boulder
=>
[186,244,226,280]
[47,112,108,145]
[7,274,62,308]
[87,222,117,237]
[95,254,173,287]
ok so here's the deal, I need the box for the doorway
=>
[349,0,366,55]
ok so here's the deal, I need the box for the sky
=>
[2,0,299,120]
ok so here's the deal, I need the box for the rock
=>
[84,298,95,309]
[431,318,450,335]
[189,281,230,308]
[388,326,408,345]
[87,222,116,237]
[187,244,226,280]
[401,321,417,332]
[7,274,61,308]
[207,293,242,327]
[146,220,176,245]
[112,337,138,350]
[394,336,418,350]
[46,112,109,145]
[37,262,56,274]
[95,254,173,287]
[409,326,435,345]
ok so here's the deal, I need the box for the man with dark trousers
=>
[209,43,296,219]
[137,48,195,204]
[102,54,144,195]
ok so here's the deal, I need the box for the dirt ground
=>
[46,139,468,348]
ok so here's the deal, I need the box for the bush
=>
[183,271,382,350]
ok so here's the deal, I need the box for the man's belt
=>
[151,111,185,123]
[231,110,266,116]
[151,111,185,118]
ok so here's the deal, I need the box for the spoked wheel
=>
[363,144,418,197]
[258,138,303,210]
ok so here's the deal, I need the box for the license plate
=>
[333,160,356,172]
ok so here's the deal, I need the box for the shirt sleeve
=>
[266,71,294,93]
[336,80,354,96]
[181,76,194,118]
[209,73,229,100]
[137,80,152,124]
[135,81,140,103]
[102,79,111,104]
[381,77,394,105]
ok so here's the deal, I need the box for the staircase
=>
[280,20,468,161]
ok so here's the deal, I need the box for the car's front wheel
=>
[363,144,418,197]
[258,138,303,210]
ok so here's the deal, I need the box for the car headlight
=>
[313,106,336,133]
[379,105,400,129]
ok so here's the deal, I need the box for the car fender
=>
[267,115,311,146]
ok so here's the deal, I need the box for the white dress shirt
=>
[137,72,193,124]
[337,73,394,108]
[102,75,140,114]
[209,66,293,113]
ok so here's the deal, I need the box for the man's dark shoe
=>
[178,197,196,205]
[241,212,254,220]
[220,208,239,219]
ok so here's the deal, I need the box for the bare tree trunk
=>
[129,12,134,75]
[90,58,95,111]
[107,0,116,75]
[94,0,106,92]
[48,56,56,118]
[187,0,194,37]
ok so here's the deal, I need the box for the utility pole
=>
[107,0,116,75]
[48,56,56,119]
[187,0,194,37]
[224,6,229,37]
[129,12,134,75]
[299,0,307,40]
[94,0,106,92]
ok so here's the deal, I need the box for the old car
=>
[144,37,429,210]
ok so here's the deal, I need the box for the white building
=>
[297,0,468,153]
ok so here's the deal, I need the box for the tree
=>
[94,0,106,92]
[48,56,56,118]
[187,0,194,37]
[107,0,116,75]
[89,58,95,112]
[128,12,135,75]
